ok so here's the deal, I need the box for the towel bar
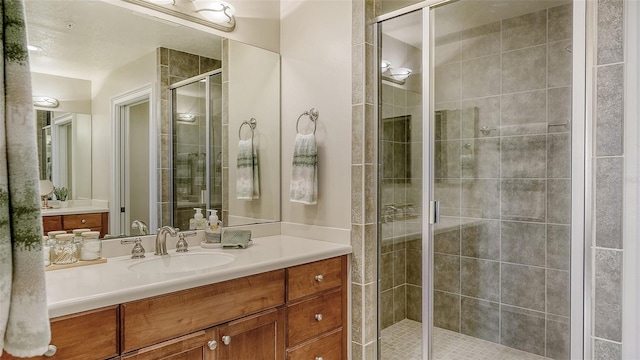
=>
[296,108,319,134]
[239,118,257,140]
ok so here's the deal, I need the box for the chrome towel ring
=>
[239,118,257,140]
[296,108,319,135]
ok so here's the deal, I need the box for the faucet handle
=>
[176,231,196,253]
[121,237,146,259]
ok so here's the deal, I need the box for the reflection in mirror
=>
[25,0,281,236]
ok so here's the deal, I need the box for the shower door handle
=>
[429,200,440,224]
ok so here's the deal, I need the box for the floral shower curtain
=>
[0,0,51,357]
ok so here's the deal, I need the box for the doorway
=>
[111,85,157,236]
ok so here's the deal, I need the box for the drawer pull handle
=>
[315,313,323,321]
[81,219,86,224]
[208,340,218,350]
[222,335,232,345]
[315,274,324,282]
[44,344,57,357]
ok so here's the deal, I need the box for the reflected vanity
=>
[26,0,281,237]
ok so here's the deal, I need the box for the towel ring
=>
[238,118,257,140]
[296,108,319,135]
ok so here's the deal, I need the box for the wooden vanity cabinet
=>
[1,305,119,360]
[285,256,347,360]
[42,212,109,238]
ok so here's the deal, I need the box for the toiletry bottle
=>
[190,208,207,230]
[205,209,222,244]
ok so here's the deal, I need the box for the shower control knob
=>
[315,274,324,282]
[315,313,323,321]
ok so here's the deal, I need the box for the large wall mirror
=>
[26,0,281,236]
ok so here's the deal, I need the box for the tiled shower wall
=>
[157,47,221,227]
[431,4,573,359]
[379,83,423,329]
[352,1,626,359]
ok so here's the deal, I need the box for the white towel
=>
[289,133,317,205]
[236,139,259,200]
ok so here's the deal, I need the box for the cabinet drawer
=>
[42,216,63,234]
[286,257,343,302]
[122,331,206,360]
[2,306,119,360]
[63,213,103,229]
[121,270,285,353]
[286,289,342,346]
[286,328,342,360]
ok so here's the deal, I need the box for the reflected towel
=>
[236,139,259,200]
[289,133,317,205]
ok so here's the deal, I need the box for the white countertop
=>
[45,235,352,318]
[41,206,109,216]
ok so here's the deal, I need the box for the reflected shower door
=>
[171,72,223,231]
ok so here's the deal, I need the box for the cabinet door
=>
[122,331,206,360]
[216,308,284,360]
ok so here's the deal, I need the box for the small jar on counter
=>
[53,233,78,265]
[72,228,91,257]
[80,231,101,261]
[47,231,66,262]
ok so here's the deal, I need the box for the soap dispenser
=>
[190,208,207,230]
[203,209,222,247]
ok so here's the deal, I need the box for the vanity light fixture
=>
[177,113,196,122]
[381,59,391,73]
[389,67,412,81]
[131,0,236,32]
[33,96,59,109]
[192,0,236,24]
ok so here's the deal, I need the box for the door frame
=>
[110,84,157,236]
[373,0,590,358]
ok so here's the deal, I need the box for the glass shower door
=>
[378,1,574,359]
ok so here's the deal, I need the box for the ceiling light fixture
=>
[192,0,236,24]
[33,96,59,108]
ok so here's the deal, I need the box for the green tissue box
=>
[221,230,252,248]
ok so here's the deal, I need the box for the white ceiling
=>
[382,0,572,49]
[25,0,222,81]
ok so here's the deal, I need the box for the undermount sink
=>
[128,252,235,274]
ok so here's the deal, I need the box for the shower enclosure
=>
[377,1,584,359]
[170,70,223,230]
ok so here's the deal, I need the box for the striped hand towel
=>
[289,133,317,205]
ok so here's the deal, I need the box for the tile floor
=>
[381,319,551,360]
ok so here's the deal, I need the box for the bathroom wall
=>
[91,51,156,202]
[31,73,92,114]
[280,0,352,230]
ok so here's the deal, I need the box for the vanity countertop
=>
[40,205,109,216]
[45,235,352,318]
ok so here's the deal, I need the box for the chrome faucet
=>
[131,220,149,235]
[155,226,178,255]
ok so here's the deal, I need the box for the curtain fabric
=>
[0,0,51,357]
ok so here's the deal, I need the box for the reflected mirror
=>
[25,0,281,236]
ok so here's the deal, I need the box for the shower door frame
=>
[169,69,223,225]
[374,1,590,358]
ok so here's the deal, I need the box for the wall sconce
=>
[127,0,236,32]
[381,60,412,85]
[177,113,196,122]
[33,96,59,108]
